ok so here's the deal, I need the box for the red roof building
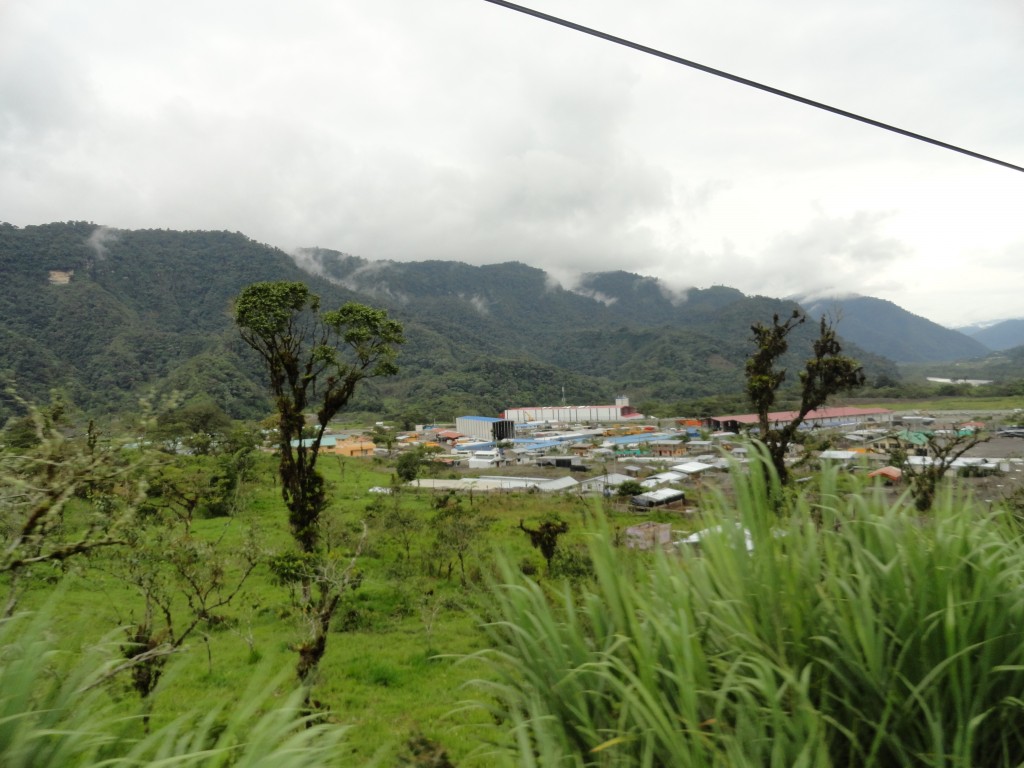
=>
[868,466,903,484]
[706,406,892,433]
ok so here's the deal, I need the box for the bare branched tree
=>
[746,310,864,486]
[892,429,991,512]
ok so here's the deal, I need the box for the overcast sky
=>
[3,0,1023,327]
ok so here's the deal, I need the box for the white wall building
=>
[455,415,516,442]
[502,396,642,424]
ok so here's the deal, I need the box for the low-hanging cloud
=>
[1,0,1022,327]
[461,294,490,316]
[86,226,118,261]
[571,288,619,306]
[659,210,911,302]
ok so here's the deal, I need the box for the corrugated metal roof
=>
[635,488,686,503]
[895,430,929,445]
[602,433,672,446]
[671,461,715,474]
[818,450,857,460]
[582,472,634,487]
[648,471,685,483]
[540,476,580,491]
[868,466,903,481]
[712,407,891,425]
[290,436,338,448]
[452,441,494,452]
[408,475,579,492]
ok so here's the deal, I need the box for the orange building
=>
[328,436,376,457]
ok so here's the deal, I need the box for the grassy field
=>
[11,451,703,765]
[12,439,1024,766]
[476,462,1024,766]
[853,395,1024,414]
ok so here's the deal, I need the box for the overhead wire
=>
[480,0,1024,174]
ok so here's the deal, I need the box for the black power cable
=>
[481,0,1024,174]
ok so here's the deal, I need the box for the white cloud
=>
[86,226,118,261]
[571,288,618,307]
[0,0,1022,327]
[462,295,490,316]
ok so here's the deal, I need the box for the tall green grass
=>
[0,599,354,767]
[473,450,1024,767]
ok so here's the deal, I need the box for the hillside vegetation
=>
[961,318,1024,351]
[7,432,1024,766]
[799,294,990,362]
[1,222,915,424]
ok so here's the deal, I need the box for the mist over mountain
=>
[0,222,934,423]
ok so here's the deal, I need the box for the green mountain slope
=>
[295,248,900,413]
[2,222,901,422]
[960,319,1024,352]
[899,344,1024,385]
[799,295,989,363]
[0,222,340,416]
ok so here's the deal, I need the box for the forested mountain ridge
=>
[292,245,901,411]
[959,318,1024,352]
[0,222,337,417]
[2,222,902,422]
[797,295,990,363]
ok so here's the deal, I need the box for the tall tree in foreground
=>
[746,310,864,485]
[234,281,403,684]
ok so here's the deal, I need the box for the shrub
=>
[615,479,644,497]
[547,544,593,582]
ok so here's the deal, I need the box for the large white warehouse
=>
[502,396,643,424]
[454,415,516,442]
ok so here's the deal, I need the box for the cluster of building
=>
[298,398,1024,505]
[295,399,1024,559]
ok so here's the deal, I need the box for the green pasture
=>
[856,395,1023,414]
[8,452,683,765]
[9,446,1024,766]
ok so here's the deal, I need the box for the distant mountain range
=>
[796,295,992,363]
[0,222,1018,423]
[956,319,1024,352]
[293,249,1012,367]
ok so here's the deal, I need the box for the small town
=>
[314,399,1024,511]
[5,0,1024,764]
